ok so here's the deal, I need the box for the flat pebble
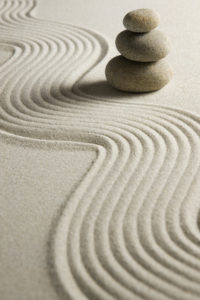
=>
[105,55,173,92]
[116,30,171,62]
[123,8,160,33]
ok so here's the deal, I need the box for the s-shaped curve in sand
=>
[1,0,200,299]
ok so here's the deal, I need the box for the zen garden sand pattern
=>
[1,0,200,300]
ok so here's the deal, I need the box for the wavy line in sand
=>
[1,1,200,299]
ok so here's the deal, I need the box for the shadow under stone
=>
[77,80,157,100]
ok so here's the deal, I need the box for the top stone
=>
[123,8,160,33]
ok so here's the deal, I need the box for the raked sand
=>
[1,0,200,299]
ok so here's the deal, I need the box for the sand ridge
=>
[1,0,200,299]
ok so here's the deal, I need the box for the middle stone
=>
[115,29,171,62]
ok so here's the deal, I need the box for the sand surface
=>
[1,0,200,299]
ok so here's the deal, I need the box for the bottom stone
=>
[105,55,173,92]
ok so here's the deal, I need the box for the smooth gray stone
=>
[123,8,160,33]
[116,30,171,62]
[105,55,173,92]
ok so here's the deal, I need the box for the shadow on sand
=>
[76,80,156,100]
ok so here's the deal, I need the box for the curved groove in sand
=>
[1,1,200,299]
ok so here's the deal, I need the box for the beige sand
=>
[1,0,200,300]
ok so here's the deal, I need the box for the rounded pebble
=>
[123,8,160,33]
[116,30,171,62]
[105,55,173,92]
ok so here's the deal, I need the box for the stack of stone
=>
[105,8,173,92]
